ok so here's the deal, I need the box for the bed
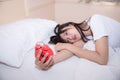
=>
[0,18,120,80]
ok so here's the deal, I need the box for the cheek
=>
[75,32,81,41]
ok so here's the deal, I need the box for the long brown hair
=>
[49,21,90,44]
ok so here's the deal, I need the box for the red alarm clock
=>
[34,42,53,63]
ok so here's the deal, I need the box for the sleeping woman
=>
[35,14,120,70]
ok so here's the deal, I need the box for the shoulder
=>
[88,14,106,24]
[86,14,104,23]
[90,14,109,21]
[91,14,105,18]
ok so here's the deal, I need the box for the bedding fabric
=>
[0,19,57,67]
[0,18,120,80]
[0,42,120,80]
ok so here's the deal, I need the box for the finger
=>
[47,56,54,67]
[35,60,41,65]
[36,49,42,61]
[41,67,49,71]
[44,58,51,67]
[36,53,48,68]
[40,52,48,63]
[35,49,42,65]
[45,56,52,65]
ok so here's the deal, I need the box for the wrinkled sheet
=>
[0,44,120,80]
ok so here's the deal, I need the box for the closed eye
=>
[65,32,68,36]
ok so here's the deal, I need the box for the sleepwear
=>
[86,14,120,48]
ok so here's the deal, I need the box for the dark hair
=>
[49,21,90,44]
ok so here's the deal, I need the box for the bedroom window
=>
[79,0,120,6]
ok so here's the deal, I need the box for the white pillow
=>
[27,19,57,44]
[0,19,57,68]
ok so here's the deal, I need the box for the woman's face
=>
[60,25,81,43]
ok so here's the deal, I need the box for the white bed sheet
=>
[0,47,78,80]
[0,18,120,80]
[0,44,120,80]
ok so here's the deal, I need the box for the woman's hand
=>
[73,40,85,48]
[55,43,70,52]
[55,40,84,52]
[35,50,54,70]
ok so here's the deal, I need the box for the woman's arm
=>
[53,49,73,64]
[54,40,85,64]
[35,40,85,70]
[57,36,108,65]
[35,47,74,70]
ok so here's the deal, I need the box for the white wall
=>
[55,0,120,23]
[0,0,55,25]
[0,0,120,25]
[0,0,26,25]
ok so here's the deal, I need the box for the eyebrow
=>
[60,29,67,34]
[61,28,70,32]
